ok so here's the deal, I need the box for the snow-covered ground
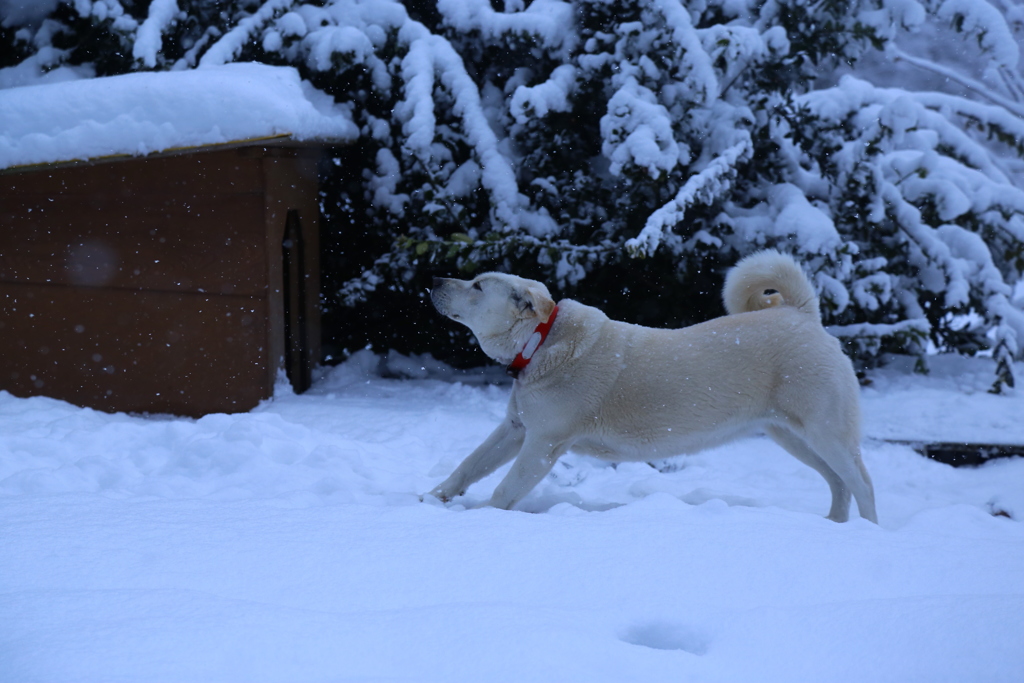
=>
[1,352,1022,682]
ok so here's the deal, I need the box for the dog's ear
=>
[520,283,555,319]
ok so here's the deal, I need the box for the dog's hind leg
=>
[766,424,852,522]
[799,425,878,524]
[427,419,525,502]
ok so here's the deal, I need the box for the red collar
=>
[507,306,559,379]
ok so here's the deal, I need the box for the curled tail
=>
[722,250,820,318]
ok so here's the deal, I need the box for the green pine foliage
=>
[4,0,1023,385]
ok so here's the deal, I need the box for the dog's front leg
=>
[427,419,525,502]
[487,433,571,510]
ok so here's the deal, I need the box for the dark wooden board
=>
[0,156,267,295]
[0,149,266,197]
[0,283,269,416]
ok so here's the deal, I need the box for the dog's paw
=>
[421,490,451,504]
[548,460,587,487]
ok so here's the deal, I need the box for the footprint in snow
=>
[620,620,710,655]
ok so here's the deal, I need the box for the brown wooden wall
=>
[0,145,321,416]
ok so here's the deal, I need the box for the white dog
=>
[426,250,877,522]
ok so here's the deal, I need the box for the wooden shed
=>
[0,64,356,416]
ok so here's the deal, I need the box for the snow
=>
[510,63,577,125]
[716,181,844,259]
[933,0,1020,69]
[394,29,558,236]
[652,0,718,105]
[198,0,296,67]
[303,25,377,73]
[1,351,1022,681]
[602,76,687,178]
[0,62,358,170]
[0,0,59,25]
[132,0,180,68]
[627,138,752,257]
[437,0,577,56]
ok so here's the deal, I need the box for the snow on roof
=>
[0,62,358,171]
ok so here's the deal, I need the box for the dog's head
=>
[430,272,556,364]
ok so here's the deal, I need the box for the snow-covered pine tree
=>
[4,0,1023,385]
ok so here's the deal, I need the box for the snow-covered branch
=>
[891,47,1024,118]
[199,0,295,67]
[395,28,557,236]
[133,0,180,68]
[626,138,752,257]
[437,0,577,55]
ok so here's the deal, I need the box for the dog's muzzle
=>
[430,278,452,316]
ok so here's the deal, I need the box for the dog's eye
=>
[472,282,482,291]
